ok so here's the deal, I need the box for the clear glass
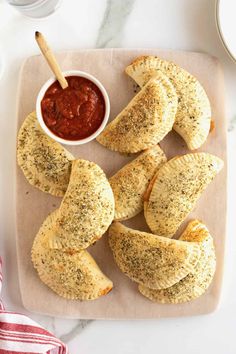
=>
[6,0,62,18]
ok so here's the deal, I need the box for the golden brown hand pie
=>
[108,222,201,289]
[144,153,223,237]
[126,56,211,150]
[97,72,177,153]
[109,145,166,220]
[139,220,216,303]
[32,210,113,300]
[17,111,74,196]
[49,159,115,250]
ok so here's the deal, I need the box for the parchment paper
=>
[16,49,227,319]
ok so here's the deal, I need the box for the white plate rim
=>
[215,0,236,63]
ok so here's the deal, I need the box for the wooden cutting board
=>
[15,49,227,319]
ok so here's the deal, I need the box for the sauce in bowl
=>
[41,76,106,141]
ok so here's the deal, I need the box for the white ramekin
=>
[36,70,110,145]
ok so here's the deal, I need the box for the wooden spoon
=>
[35,31,68,89]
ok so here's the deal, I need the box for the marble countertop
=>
[0,0,236,353]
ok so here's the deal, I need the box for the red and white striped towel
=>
[0,258,69,353]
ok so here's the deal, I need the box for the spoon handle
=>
[35,31,68,89]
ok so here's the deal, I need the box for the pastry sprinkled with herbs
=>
[144,152,223,238]
[97,72,177,153]
[32,210,113,300]
[109,145,166,221]
[108,222,201,290]
[17,111,74,196]
[139,220,216,303]
[126,55,212,150]
[50,159,115,250]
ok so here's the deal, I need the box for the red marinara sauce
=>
[41,76,106,141]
